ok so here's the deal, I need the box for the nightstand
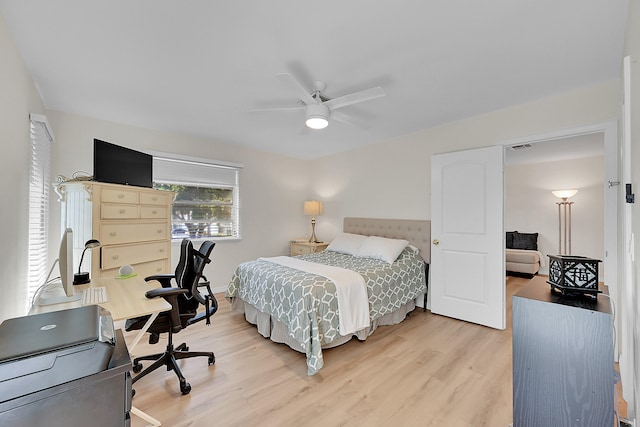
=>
[290,241,329,256]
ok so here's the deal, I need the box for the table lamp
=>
[74,239,101,284]
[303,200,323,243]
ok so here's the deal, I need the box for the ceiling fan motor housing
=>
[305,103,330,129]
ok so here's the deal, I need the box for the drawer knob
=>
[152,210,158,215]
[118,194,124,199]
[152,196,158,201]
[119,209,126,214]
[110,232,117,237]
[112,255,119,260]
[157,229,163,234]
[159,248,165,253]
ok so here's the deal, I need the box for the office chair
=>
[124,239,218,395]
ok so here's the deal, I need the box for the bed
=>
[225,217,430,375]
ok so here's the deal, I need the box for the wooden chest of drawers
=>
[57,182,174,280]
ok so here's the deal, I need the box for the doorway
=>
[502,121,618,291]
[505,133,605,278]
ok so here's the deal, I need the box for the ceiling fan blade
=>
[331,110,370,129]
[275,73,317,106]
[299,124,311,135]
[324,86,386,110]
[248,106,304,113]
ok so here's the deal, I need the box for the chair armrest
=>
[145,274,176,288]
[145,287,188,299]
[144,287,188,333]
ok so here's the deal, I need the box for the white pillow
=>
[326,233,367,256]
[357,236,409,264]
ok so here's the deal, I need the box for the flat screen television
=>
[93,139,153,188]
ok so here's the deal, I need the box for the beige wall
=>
[310,80,620,240]
[505,155,605,277]
[47,110,313,293]
[0,13,46,321]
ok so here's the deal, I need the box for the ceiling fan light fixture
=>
[305,104,329,129]
[306,116,328,129]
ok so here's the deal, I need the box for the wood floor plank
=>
[128,277,531,426]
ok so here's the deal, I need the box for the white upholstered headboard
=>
[343,217,431,264]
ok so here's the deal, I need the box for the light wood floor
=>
[124,276,553,426]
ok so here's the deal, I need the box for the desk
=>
[30,275,171,427]
[31,276,171,354]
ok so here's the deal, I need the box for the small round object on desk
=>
[119,264,134,276]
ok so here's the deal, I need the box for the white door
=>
[431,145,505,330]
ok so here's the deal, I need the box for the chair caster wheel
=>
[208,354,215,365]
[133,362,143,373]
[180,381,191,395]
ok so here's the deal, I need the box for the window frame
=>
[151,152,242,241]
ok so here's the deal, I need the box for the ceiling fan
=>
[251,73,386,130]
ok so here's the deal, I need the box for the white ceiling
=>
[0,0,628,160]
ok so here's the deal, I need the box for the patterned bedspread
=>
[225,247,427,375]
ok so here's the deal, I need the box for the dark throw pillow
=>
[512,232,538,251]
[506,231,518,249]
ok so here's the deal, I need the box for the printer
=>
[0,304,116,403]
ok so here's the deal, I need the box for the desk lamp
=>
[74,239,101,284]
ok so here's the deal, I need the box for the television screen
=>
[93,139,153,188]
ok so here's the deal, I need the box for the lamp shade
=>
[552,189,578,199]
[74,239,101,285]
[303,200,323,216]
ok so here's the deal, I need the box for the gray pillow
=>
[512,232,538,251]
[506,231,518,249]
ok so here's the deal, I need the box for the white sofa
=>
[506,248,541,276]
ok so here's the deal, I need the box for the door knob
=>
[433,239,439,245]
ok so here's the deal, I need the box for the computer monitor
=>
[38,228,82,305]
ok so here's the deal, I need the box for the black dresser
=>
[512,279,614,426]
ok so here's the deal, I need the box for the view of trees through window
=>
[154,183,235,239]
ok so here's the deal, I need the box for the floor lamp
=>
[552,189,578,255]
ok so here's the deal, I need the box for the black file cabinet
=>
[0,330,132,426]
[512,280,614,426]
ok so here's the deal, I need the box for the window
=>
[152,154,242,240]
[27,114,54,309]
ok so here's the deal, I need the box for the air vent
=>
[510,144,532,150]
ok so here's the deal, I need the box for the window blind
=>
[153,156,238,187]
[27,114,54,309]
